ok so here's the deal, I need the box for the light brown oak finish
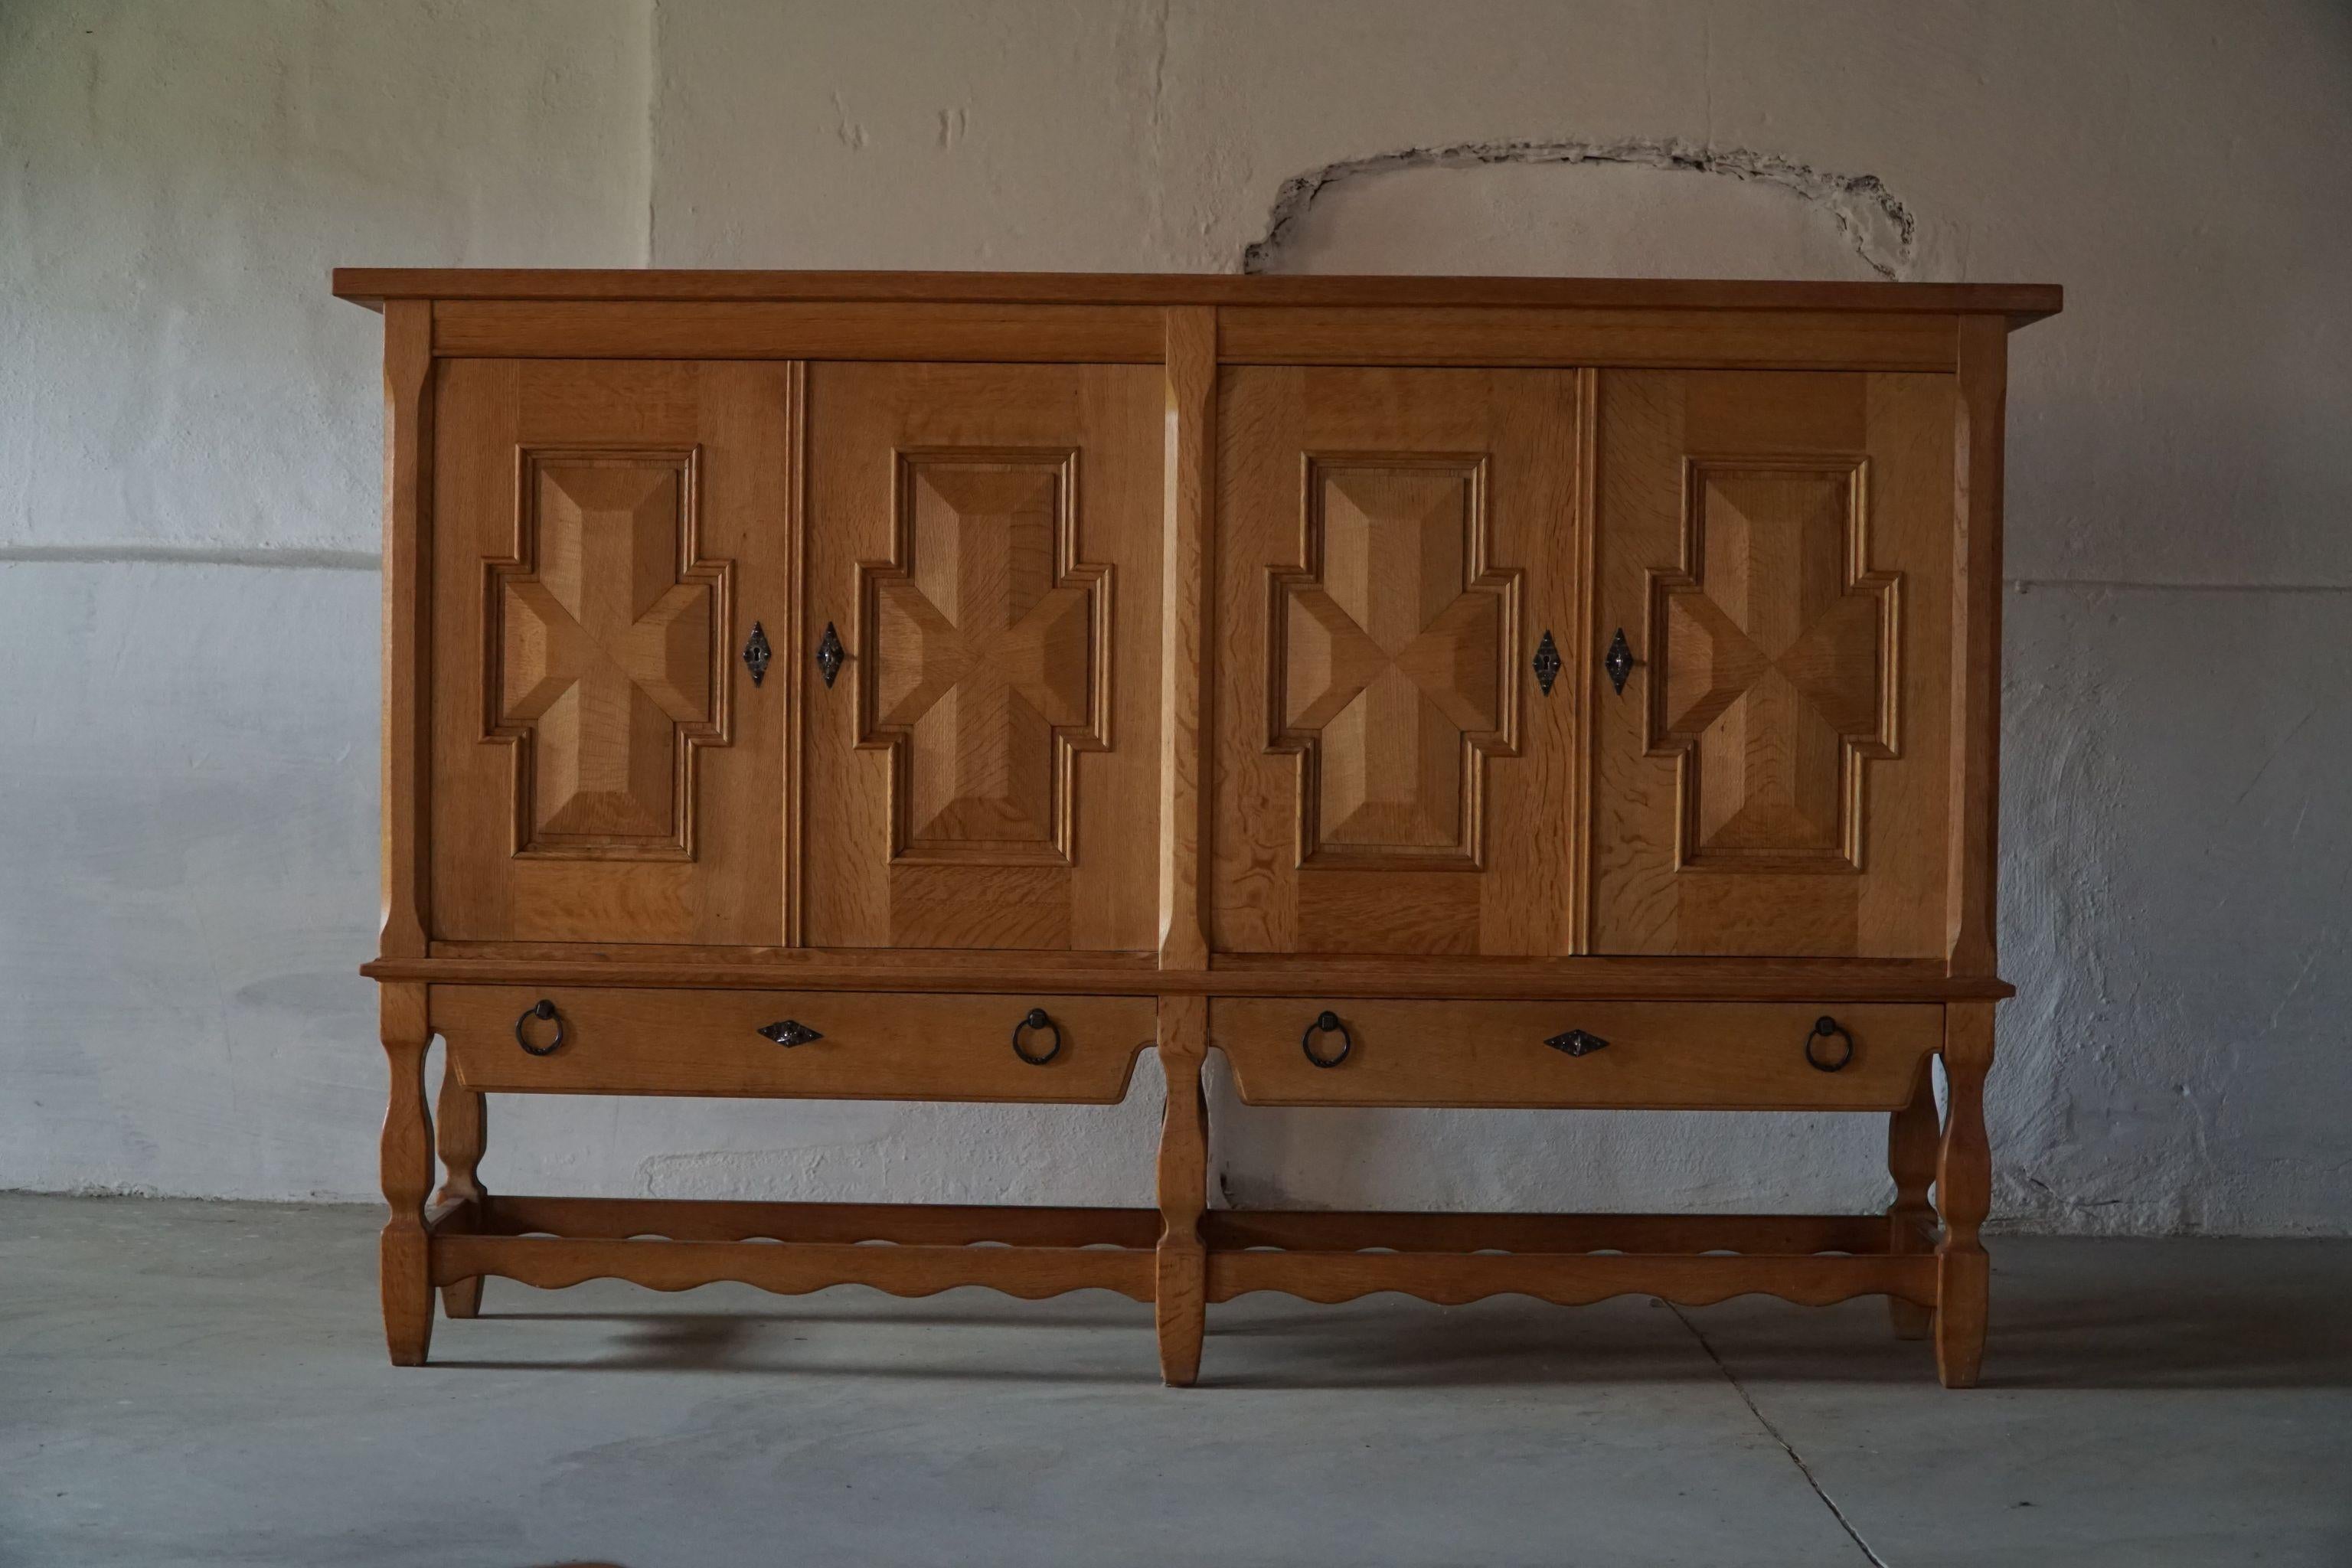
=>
[351,270,2049,1385]
[430,359,793,944]
[1212,998,1940,1110]
[1591,369,1955,957]
[433,986,1155,1102]
[802,362,1162,950]
[1936,1001,1997,1387]
[1215,367,1582,956]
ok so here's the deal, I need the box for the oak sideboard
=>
[343,268,2058,1387]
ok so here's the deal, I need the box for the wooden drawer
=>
[1210,999,1941,1110]
[434,987,1155,1102]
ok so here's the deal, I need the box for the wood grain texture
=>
[371,951,2013,1001]
[333,268,2062,324]
[858,449,1106,865]
[378,983,434,1366]
[1592,369,1953,956]
[435,985,1155,1102]
[1948,316,2009,978]
[431,1067,487,1319]
[431,301,1164,361]
[1206,1210,1892,1256]
[431,360,792,943]
[803,363,1161,950]
[1220,306,1959,372]
[1158,309,1217,969]
[481,1195,1158,1247]
[1207,1250,1936,1308]
[1213,998,1940,1109]
[489,448,725,859]
[1155,997,1210,1386]
[1936,1000,1996,1387]
[1215,367,1581,956]
[379,301,433,959]
[433,1234,1155,1302]
[1886,1051,1939,1340]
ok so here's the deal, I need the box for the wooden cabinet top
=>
[333,268,2060,326]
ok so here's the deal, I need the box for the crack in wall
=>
[1241,136,1918,280]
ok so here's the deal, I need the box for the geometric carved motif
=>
[1269,455,1520,869]
[485,449,728,861]
[856,449,1109,864]
[1647,458,1899,873]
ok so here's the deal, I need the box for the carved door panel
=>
[802,363,1161,950]
[1590,371,1953,956]
[431,361,792,943]
[1214,368,1583,956]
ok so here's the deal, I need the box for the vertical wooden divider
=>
[1155,308,1217,1383]
[1159,307,1217,970]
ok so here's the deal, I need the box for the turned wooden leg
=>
[1154,996,1210,1387]
[1886,1054,1939,1341]
[1934,1001,1996,1387]
[379,984,436,1367]
[433,1064,488,1320]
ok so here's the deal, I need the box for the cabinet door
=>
[1590,371,1953,956]
[431,361,792,943]
[1214,368,1583,956]
[802,363,1161,950]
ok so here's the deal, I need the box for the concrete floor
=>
[3,1196,2349,1567]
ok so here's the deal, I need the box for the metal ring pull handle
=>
[514,999,565,1057]
[1012,1007,1062,1066]
[1805,1014,1855,1073]
[1301,1009,1352,1069]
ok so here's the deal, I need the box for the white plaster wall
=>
[3,0,2346,1233]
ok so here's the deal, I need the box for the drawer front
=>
[435,987,1155,1102]
[1211,998,1940,1110]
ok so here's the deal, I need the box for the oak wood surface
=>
[349,273,2043,1387]
[1590,368,1955,956]
[1218,306,1959,372]
[430,359,793,944]
[1204,1210,1892,1256]
[434,985,1155,1102]
[1948,317,2010,978]
[1207,1250,1936,1308]
[1155,998,1210,1385]
[369,952,2011,1001]
[432,300,1164,362]
[1212,998,1942,1109]
[430,1068,487,1319]
[378,983,433,1365]
[802,362,1162,950]
[334,268,2060,324]
[378,302,433,959]
[1158,309,1217,969]
[1214,366,1582,956]
[481,1195,1159,1247]
[433,1234,1155,1302]
[1886,1052,1940,1339]
[1936,1001,1996,1387]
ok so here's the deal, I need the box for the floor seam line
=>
[1668,1303,1892,1568]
